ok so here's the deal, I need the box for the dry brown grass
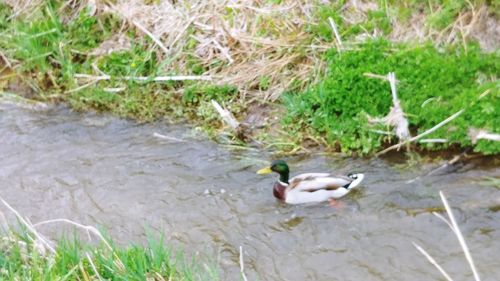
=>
[95,0,331,101]
[4,0,335,100]
[4,0,498,102]
[389,4,499,51]
[4,0,43,19]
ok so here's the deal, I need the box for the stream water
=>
[1,103,499,280]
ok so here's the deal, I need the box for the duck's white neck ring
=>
[279,180,289,186]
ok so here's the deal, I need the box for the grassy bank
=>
[0,216,219,281]
[0,195,219,280]
[1,230,216,280]
[0,0,498,155]
[283,40,498,154]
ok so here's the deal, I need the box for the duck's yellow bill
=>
[257,167,272,174]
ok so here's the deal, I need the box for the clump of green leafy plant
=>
[283,39,498,154]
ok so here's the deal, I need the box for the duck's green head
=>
[257,160,290,183]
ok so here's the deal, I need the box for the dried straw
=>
[239,246,249,281]
[414,191,481,281]
[468,128,500,144]
[376,109,464,156]
[211,100,239,130]
[412,242,454,281]
[367,72,410,143]
[94,0,329,100]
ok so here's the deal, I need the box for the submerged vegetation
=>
[0,0,498,155]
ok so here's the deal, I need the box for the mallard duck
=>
[257,160,364,204]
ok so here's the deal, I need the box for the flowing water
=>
[1,103,499,280]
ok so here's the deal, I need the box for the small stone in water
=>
[204,189,210,195]
[220,189,226,194]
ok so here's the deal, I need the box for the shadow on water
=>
[1,104,499,280]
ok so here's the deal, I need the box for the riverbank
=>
[0,230,215,280]
[0,213,217,280]
[0,0,498,156]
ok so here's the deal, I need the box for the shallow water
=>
[1,104,499,280]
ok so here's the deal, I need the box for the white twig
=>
[74,74,212,82]
[368,72,410,142]
[0,197,56,254]
[87,0,97,16]
[378,87,490,155]
[412,242,454,281]
[60,264,79,281]
[468,128,500,144]
[377,109,464,156]
[439,191,481,281]
[212,39,234,64]
[103,87,126,93]
[478,89,491,100]
[419,139,448,143]
[131,20,169,56]
[33,219,113,252]
[86,252,104,281]
[388,72,398,103]
[432,212,455,232]
[414,192,481,281]
[227,3,297,14]
[421,98,435,107]
[406,154,461,183]
[211,100,239,130]
[34,218,126,270]
[328,17,342,50]
[91,62,107,76]
[64,80,99,94]
[388,72,410,141]
[239,246,248,281]
[363,72,400,83]
[169,18,195,52]
[0,51,12,68]
[153,132,184,142]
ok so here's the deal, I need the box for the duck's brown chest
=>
[273,182,287,201]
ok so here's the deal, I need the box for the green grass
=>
[307,1,393,41]
[308,0,498,44]
[385,0,499,27]
[283,39,499,154]
[0,1,237,124]
[0,228,218,280]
